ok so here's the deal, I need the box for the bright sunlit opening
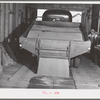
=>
[37,9,82,23]
[70,11,82,22]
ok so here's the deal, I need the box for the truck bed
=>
[19,21,90,58]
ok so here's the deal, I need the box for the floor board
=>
[1,54,100,89]
[0,64,35,88]
[72,55,100,89]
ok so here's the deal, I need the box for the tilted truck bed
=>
[19,21,90,77]
[20,21,90,58]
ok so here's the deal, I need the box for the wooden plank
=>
[27,30,83,41]
[0,64,33,88]
[32,24,81,33]
[39,39,69,50]
[0,4,2,77]
[39,39,69,58]
[22,5,25,22]
[37,57,69,77]
[1,4,5,42]
[15,4,18,27]
[0,4,1,42]
[3,4,6,39]
[70,41,91,58]
[39,50,68,58]
[5,4,9,38]
[18,4,22,25]
[0,45,3,77]
[20,37,37,55]
[30,4,92,11]
[15,4,22,27]
[9,4,13,34]
[0,80,29,88]
[7,4,10,35]
[27,30,39,38]
[35,21,80,28]
[72,55,100,89]
[12,4,16,31]
[0,63,22,82]
[38,31,83,41]
[9,66,35,83]
[0,4,4,77]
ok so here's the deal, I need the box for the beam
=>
[91,4,99,32]
[27,4,92,11]
[0,4,3,77]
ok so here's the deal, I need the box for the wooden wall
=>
[0,3,23,42]
[0,3,37,71]
[0,3,37,42]
[81,8,92,40]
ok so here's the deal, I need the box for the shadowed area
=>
[3,22,38,73]
[28,75,76,89]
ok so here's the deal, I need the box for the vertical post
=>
[25,6,28,24]
[98,11,100,33]
[12,4,16,31]
[1,4,5,41]
[9,4,13,34]
[5,4,9,38]
[0,4,3,77]
[0,44,3,77]
[90,5,100,63]
[91,4,99,32]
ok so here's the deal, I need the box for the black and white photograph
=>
[1,1,100,98]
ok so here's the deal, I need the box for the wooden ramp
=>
[28,75,76,89]
[37,58,69,77]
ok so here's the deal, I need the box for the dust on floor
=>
[1,55,100,89]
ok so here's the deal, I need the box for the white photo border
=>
[0,1,100,99]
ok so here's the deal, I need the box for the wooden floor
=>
[72,55,100,89]
[0,63,35,88]
[1,54,100,89]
